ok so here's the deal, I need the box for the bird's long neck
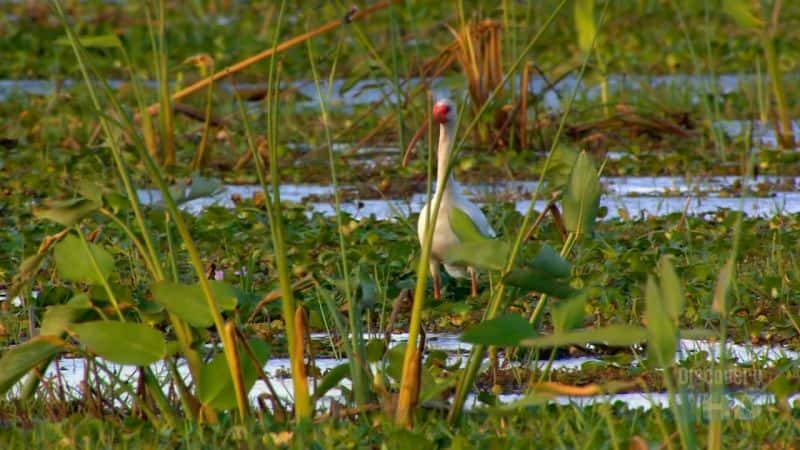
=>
[436,121,456,197]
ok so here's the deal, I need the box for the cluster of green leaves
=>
[1,399,798,449]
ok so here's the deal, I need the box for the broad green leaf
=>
[55,34,123,48]
[68,293,93,309]
[767,373,798,403]
[0,337,64,394]
[645,276,678,368]
[419,366,455,403]
[562,152,601,235]
[658,257,684,321]
[521,324,647,348]
[40,295,92,336]
[70,321,165,366]
[77,180,104,204]
[314,363,351,401]
[365,339,386,363]
[33,197,101,227]
[505,267,574,298]
[385,343,407,382]
[53,234,114,285]
[552,293,586,333]
[197,339,269,410]
[449,206,492,243]
[443,240,510,272]
[530,243,571,278]
[722,0,764,29]
[461,314,538,346]
[150,280,238,327]
[199,280,238,310]
[574,0,597,54]
[544,145,580,192]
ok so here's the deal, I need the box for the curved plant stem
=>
[306,34,370,406]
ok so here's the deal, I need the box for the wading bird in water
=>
[403,99,496,299]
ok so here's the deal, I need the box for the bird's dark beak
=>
[402,118,430,168]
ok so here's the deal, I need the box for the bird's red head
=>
[432,99,454,124]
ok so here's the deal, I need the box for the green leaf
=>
[40,295,93,336]
[505,268,574,298]
[443,240,510,272]
[385,343,407,382]
[530,243,571,278]
[645,276,678,369]
[574,0,597,54]
[449,206,492,243]
[552,293,586,333]
[504,244,573,297]
[365,339,386,363]
[767,373,799,403]
[53,234,114,285]
[77,181,104,205]
[722,0,764,29]
[70,321,165,366]
[55,34,123,48]
[544,145,580,192]
[562,152,601,235]
[461,314,538,346]
[150,280,238,328]
[313,363,350,401]
[521,324,647,348]
[33,198,101,227]
[197,339,270,410]
[419,366,455,403]
[0,337,64,394]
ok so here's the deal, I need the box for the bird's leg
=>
[430,261,442,300]
[469,267,477,297]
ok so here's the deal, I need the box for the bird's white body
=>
[415,99,496,298]
[417,178,495,279]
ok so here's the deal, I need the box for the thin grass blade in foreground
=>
[52,0,248,422]
[229,0,311,422]
[306,35,371,406]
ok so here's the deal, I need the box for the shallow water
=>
[714,119,800,148]
[136,175,800,220]
[2,73,795,109]
[10,334,798,412]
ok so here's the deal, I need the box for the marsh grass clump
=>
[1,0,799,448]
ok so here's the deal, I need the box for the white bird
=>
[403,99,496,299]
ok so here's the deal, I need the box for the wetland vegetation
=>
[2,0,800,448]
